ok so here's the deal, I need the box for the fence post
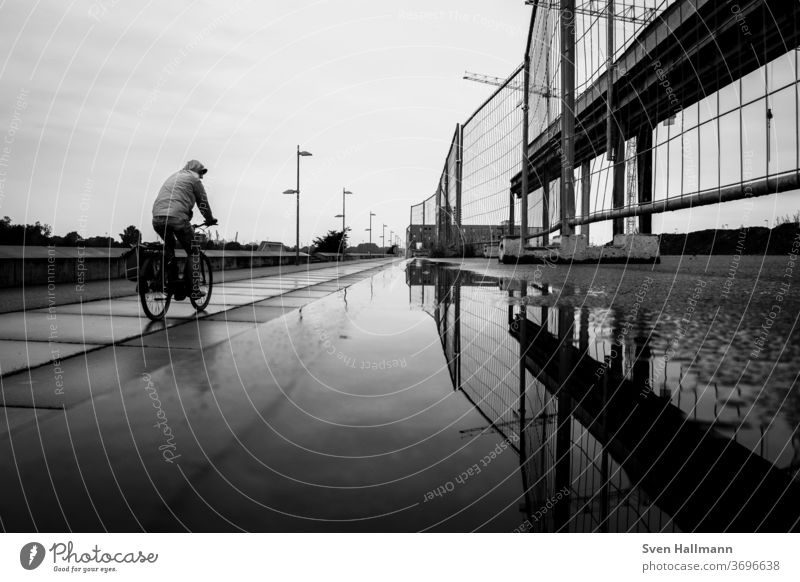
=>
[435,184,443,250]
[456,123,462,239]
[637,124,653,234]
[444,164,450,249]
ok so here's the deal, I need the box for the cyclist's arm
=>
[193,179,215,224]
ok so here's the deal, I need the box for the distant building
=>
[406,224,512,250]
[257,241,289,253]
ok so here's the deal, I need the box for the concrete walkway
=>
[0,257,525,532]
[0,259,396,425]
[0,258,391,314]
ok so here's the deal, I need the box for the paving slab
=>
[122,320,256,350]
[280,289,333,299]
[0,311,156,344]
[0,339,104,377]
[0,344,179,410]
[0,407,61,435]
[32,299,225,319]
[205,305,295,324]
[256,296,315,308]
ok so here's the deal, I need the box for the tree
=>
[119,225,141,246]
[312,228,349,253]
[63,231,81,246]
[82,235,116,247]
[352,242,380,254]
[0,217,53,245]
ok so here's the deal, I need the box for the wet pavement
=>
[0,258,524,532]
[1,256,798,532]
[407,256,800,532]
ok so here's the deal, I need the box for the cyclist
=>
[152,159,217,300]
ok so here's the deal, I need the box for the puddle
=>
[405,258,800,532]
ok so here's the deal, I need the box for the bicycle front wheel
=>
[189,252,213,312]
[139,256,172,321]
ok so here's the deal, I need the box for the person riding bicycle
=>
[152,159,217,301]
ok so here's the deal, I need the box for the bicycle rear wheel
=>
[189,252,213,312]
[139,256,172,321]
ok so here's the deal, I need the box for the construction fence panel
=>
[459,65,525,246]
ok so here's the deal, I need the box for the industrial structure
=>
[408,0,800,261]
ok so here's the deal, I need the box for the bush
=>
[458,244,476,258]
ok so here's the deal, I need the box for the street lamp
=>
[283,145,312,266]
[381,224,387,249]
[365,211,376,256]
[341,188,353,233]
[368,212,376,245]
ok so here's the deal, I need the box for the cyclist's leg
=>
[172,221,201,294]
[152,217,178,283]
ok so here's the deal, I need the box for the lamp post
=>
[381,224,387,249]
[368,212,376,245]
[334,188,353,255]
[341,188,353,233]
[366,211,376,256]
[283,145,312,266]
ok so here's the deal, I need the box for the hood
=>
[183,159,207,175]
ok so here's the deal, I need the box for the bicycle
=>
[132,223,214,321]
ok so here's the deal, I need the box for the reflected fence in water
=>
[406,260,800,532]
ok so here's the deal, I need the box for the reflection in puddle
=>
[406,260,800,532]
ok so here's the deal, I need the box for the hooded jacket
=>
[152,160,214,222]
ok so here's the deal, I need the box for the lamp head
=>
[343,190,353,195]
[298,150,312,157]
[283,189,298,195]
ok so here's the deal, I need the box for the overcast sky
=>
[0,0,529,246]
[0,0,797,248]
